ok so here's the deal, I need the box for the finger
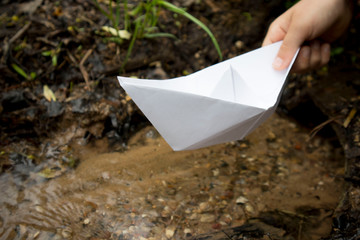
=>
[262,22,287,47]
[291,46,310,73]
[273,22,309,70]
[309,40,321,69]
[320,43,331,66]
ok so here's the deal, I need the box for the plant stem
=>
[122,20,140,72]
[159,0,223,61]
[124,0,129,31]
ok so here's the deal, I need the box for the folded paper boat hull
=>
[118,41,297,150]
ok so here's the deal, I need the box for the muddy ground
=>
[0,0,360,239]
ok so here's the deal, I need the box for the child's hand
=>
[262,0,353,73]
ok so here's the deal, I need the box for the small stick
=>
[79,48,94,90]
[221,230,233,240]
[2,21,32,63]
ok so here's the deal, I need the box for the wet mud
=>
[0,114,345,239]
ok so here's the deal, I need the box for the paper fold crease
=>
[118,41,298,150]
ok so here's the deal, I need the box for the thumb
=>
[273,26,306,70]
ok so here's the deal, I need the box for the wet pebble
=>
[212,223,222,229]
[219,214,232,225]
[212,168,220,177]
[165,226,176,239]
[35,205,45,213]
[267,131,277,142]
[245,203,255,215]
[19,224,27,235]
[189,213,198,220]
[61,227,72,239]
[199,202,212,213]
[184,228,192,238]
[102,171,110,180]
[200,214,216,223]
[236,196,248,205]
[161,206,172,218]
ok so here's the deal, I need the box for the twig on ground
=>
[79,48,94,90]
[1,22,32,64]
[308,116,343,140]
[36,37,58,47]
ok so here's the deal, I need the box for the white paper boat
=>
[118,41,297,151]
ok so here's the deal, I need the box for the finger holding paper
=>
[262,0,353,73]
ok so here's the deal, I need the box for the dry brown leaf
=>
[43,85,56,102]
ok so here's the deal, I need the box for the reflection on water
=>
[0,115,344,239]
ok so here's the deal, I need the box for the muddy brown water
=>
[0,114,344,239]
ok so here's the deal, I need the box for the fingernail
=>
[273,57,283,69]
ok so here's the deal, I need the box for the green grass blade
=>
[108,0,116,27]
[122,20,140,71]
[115,0,120,28]
[159,0,222,61]
[144,32,177,39]
[92,0,111,20]
[123,0,129,31]
[11,63,29,79]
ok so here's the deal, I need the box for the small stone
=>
[165,226,176,238]
[267,131,276,142]
[184,228,192,238]
[147,210,159,218]
[161,206,172,217]
[212,168,220,177]
[235,40,244,49]
[219,221,227,226]
[35,205,44,213]
[19,224,27,235]
[83,218,90,225]
[220,200,228,208]
[212,223,222,229]
[199,202,212,212]
[184,228,192,234]
[236,196,248,205]
[247,157,255,162]
[61,227,72,239]
[245,204,255,214]
[189,213,198,220]
[200,214,216,223]
[102,172,110,180]
[220,214,232,224]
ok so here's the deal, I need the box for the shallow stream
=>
[0,114,345,239]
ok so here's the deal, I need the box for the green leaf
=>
[30,72,37,80]
[158,0,222,61]
[11,63,29,79]
[331,47,344,57]
[52,55,58,66]
[42,51,52,56]
[242,12,252,21]
[144,32,176,39]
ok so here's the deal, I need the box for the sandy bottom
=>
[0,114,345,239]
